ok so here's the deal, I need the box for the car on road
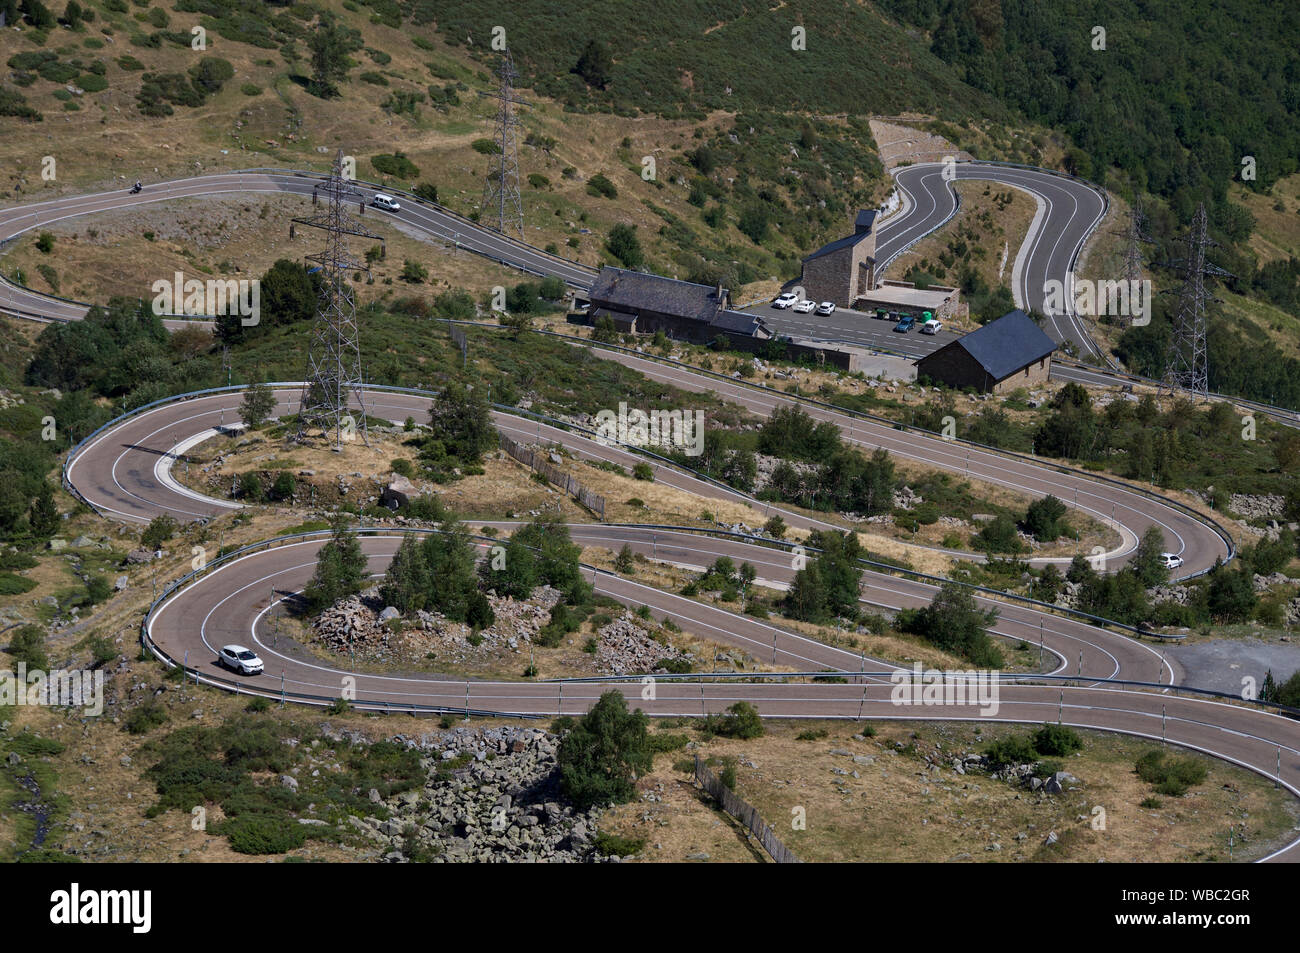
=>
[815,301,836,315]
[370,193,401,212]
[792,299,817,313]
[920,319,943,335]
[218,644,264,676]
[893,315,915,333]
[1161,553,1184,570]
[772,292,798,309]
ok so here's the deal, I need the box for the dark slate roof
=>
[932,309,1056,380]
[588,267,724,323]
[710,310,768,335]
[804,209,877,263]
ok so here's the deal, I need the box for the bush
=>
[141,513,177,550]
[586,172,617,198]
[6,624,48,669]
[984,733,1038,770]
[124,699,168,734]
[592,832,645,856]
[35,232,55,253]
[1135,750,1208,797]
[1032,723,1083,757]
[371,152,419,178]
[701,701,764,739]
[220,813,306,854]
[632,462,654,481]
[557,692,651,811]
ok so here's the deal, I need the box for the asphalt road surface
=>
[62,378,1300,860]
[12,171,1300,859]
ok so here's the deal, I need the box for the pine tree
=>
[29,482,59,537]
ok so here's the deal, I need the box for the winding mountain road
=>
[60,378,1300,860]
[9,168,1300,860]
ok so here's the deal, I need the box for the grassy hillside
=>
[417,0,1009,121]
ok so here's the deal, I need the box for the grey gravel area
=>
[1167,639,1300,695]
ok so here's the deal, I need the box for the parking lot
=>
[743,298,951,359]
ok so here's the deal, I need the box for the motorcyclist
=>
[131,180,142,193]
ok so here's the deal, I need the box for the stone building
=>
[587,267,770,342]
[799,210,878,307]
[915,309,1056,394]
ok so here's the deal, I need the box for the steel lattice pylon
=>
[293,151,383,448]
[479,51,529,239]
[1161,203,1229,401]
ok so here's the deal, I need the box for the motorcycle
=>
[129,182,142,194]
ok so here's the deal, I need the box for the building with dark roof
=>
[915,309,1056,394]
[799,210,878,307]
[587,266,769,342]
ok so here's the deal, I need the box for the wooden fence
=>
[694,756,800,863]
[499,434,606,519]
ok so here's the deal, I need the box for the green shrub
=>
[1032,723,1083,757]
[220,813,306,854]
[586,173,617,198]
[592,831,645,856]
[1135,750,1208,797]
[984,733,1038,770]
[124,699,168,734]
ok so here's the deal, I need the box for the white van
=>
[920,319,943,335]
[371,193,401,212]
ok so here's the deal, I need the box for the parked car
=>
[370,193,401,212]
[815,301,836,315]
[893,315,915,332]
[792,299,817,313]
[920,319,943,335]
[1161,552,1184,570]
[218,644,264,676]
[772,292,798,309]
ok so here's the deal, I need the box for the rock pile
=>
[312,586,563,666]
[595,613,687,676]
[341,724,610,863]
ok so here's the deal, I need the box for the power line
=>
[478,50,530,239]
[292,150,383,449]
[1160,202,1231,401]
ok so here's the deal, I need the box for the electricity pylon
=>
[1160,203,1231,400]
[292,150,383,449]
[478,50,530,239]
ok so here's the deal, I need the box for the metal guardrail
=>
[63,328,1239,584]
[232,166,598,285]
[457,320,1240,575]
[137,522,1300,720]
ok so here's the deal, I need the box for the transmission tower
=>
[1116,200,1150,284]
[1160,203,1231,400]
[478,51,530,239]
[292,150,383,449]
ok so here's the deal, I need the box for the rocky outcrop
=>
[311,586,562,666]
[595,614,687,676]
[341,724,610,863]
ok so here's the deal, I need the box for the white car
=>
[370,193,401,212]
[772,292,798,309]
[218,644,264,676]
[792,299,817,314]
[920,319,943,335]
[815,301,836,315]
[1161,553,1184,570]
